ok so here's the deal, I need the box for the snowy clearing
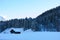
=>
[0,32,60,40]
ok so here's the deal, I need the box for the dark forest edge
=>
[0,6,60,33]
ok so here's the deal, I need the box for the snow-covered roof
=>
[2,28,24,34]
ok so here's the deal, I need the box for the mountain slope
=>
[36,6,60,31]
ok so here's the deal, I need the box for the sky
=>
[0,0,60,20]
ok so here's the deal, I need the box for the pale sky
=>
[0,0,60,20]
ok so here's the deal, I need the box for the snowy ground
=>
[0,32,60,40]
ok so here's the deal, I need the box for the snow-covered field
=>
[0,32,60,40]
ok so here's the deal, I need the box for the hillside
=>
[36,6,60,31]
[0,6,60,32]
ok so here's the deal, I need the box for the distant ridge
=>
[0,16,5,21]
